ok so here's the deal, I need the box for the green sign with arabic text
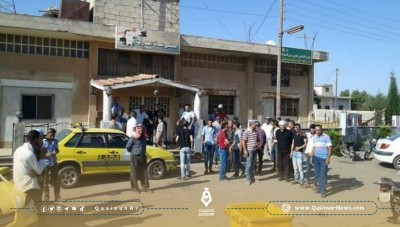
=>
[282,47,312,65]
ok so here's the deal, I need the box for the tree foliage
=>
[340,89,350,97]
[385,71,400,125]
[313,89,321,105]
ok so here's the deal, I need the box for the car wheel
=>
[147,160,165,180]
[59,166,80,189]
[393,156,400,170]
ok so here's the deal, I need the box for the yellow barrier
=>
[224,202,293,227]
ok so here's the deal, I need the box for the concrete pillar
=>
[194,92,201,120]
[193,92,202,153]
[103,90,112,122]
[13,123,25,154]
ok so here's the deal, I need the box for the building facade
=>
[314,84,351,110]
[0,0,328,148]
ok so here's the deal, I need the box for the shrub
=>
[326,129,342,157]
[376,125,392,138]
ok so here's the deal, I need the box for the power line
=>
[286,17,400,46]
[294,0,400,32]
[287,3,400,37]
[199,0,236,40]
[319,0,400,24]
[250,0,278,42]
[181,5,267,17]
[286,11,400,43]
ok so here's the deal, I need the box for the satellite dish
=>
[265,40,276,46]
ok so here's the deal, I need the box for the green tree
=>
[385,71,400,125]
[313,89,321,105]
[351,90,373,110]
[374,92,387,126]
[340,89,350,97]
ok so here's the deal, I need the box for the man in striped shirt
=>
[241,121,259,185]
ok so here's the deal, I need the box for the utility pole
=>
[276,0,284,118]
[335,68,339,110]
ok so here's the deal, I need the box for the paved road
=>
[39,154,399,227]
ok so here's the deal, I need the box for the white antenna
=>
[0,0,16,14]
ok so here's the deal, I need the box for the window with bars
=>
[208,95,235,115]
[254,57,310,77]
[128,96,170,117]
[181,52,246,71]
[281,98,299,116]
[21,95,54,120]
[0,33,89,58]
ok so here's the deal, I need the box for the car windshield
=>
[388,133,400,141]
[55,129,72,142]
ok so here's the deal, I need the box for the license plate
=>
[379,191,391,202]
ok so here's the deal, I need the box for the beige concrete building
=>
[0,0,328,148]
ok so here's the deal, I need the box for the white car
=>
[374,134,400,169]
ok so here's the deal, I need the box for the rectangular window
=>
[281,98,298,116]
[21,95,54,120]
[208,95,235,115]
[0,32,89,59]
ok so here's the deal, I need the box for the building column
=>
[102,90,112,122]
[193,92,202,153]
[194,92,201,120]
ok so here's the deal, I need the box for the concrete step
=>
[0,155,13,167]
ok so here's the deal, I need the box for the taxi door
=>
[74,133,108,173]
[106,133,131,172]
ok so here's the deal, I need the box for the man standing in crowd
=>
[202,119,217,174]
[42,128,61,201]
[181,103,197,137]
[126,125,152,194]
[217,123,229,181]
[304,124,316,188]
[111,97,122,119]
[226,120,236,172]
[176,120,193,180]
[13,130,47,203]
[261,117,274,160]
[254,121,266,175]
[291,124,307,187]
[155,115,165,147]
[126,111,137,137]
[275,120,293,182]
[216,104,229,121]
[311,124,332,198]
[241,121,259,186]
[230,121,245,179]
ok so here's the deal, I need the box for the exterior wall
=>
[315,85,334,96]
[93,0,179,33]
[0,53,89,147]
[319,97,351,110]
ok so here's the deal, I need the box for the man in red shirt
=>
[217,123,229,181]
[216,104,229,121]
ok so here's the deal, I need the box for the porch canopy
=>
[90,74,204,121]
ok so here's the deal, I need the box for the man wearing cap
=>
[275,120,293,182]
[216,104,229,121]
[41,128,61,201]
[126,124,151,193]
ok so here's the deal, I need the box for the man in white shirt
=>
[261,117,274,160]
[13,130,48,203]
[304,124,316,188]
[126,111,137,137]
[181,103,197,123]
[135,104,151,125]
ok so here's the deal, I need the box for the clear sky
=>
[9,0,400,96]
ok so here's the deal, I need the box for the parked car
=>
[374,133,400,169]
[56,128,177,188]
[0,167,38,227]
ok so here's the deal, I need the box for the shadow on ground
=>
[326,174,364,196]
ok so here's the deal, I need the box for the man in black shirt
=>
[275,120,293,182]
[291,123,307,186]
[176,120,193,180]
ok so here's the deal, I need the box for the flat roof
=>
[0,13,328,61]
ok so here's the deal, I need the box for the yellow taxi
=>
[0,167,38,227]
[55,128,177,188]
